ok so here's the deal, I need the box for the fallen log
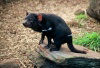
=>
[36,43,100,63]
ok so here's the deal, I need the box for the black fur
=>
[23,13,86,54]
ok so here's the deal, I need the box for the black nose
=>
[23,23,25,26]
[23,23,27,27]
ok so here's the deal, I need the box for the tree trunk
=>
[40,58,100,68]
[87,0,100,22]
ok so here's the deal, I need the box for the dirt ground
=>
[0,0,100,68]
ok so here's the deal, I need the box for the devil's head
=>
[23,12,43,32]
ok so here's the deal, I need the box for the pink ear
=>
[38,14,42,21]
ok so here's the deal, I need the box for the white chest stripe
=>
[42,27,52,32]
[42,30,47,31]
[48,27,52,30]
[68,34,72,36]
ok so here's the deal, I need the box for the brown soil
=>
[0,0,100,68]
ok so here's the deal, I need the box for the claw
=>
[44,45,50,49]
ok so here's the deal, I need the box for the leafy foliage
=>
[75,13,88,27]
[75,13,87,21]
[74,32,100,52]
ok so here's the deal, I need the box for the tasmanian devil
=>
[23,12,87,54]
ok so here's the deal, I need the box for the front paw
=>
[44,45,50,49]
[39,40,43,45]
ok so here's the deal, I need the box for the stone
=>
[0,58,20,68]
[87,0,100,21]
[74,9,85,15]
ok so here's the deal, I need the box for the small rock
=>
[10,30,16,34]
[0,58,20,68]
[67,21,79,27]
[74,9,85,15]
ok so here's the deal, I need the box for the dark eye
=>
[34,17,38,21]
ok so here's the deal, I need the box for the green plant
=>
[75,13,88,27]
[74,32,100,52]
[75,13,87,21]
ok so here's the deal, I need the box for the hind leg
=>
[50,39,61,51]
